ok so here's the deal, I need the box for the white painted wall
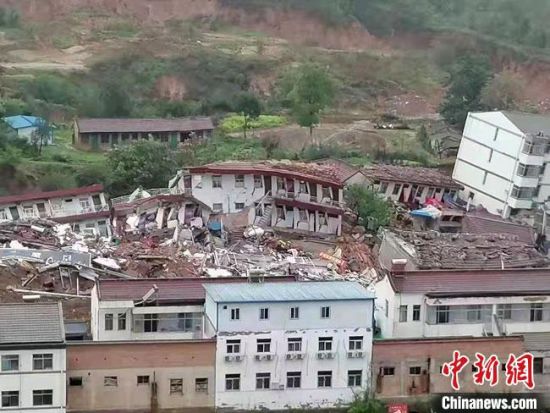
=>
[0,348,66,413]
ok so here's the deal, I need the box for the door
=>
[264,176,272,193]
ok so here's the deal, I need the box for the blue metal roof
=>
[203,281,374,303]
[3,115,44,130]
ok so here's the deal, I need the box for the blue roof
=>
[3,115,44,130]
[203,281,374,303]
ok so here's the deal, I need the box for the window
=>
[33,354,53,370]
[0,209,7,220]
[531,303,543,322]
[409,366,422,375]
[234,202,245,210]
[1,355,18,371]
[382,367,395,376]
[254,175,262,188]
[260,307,269,320]
[235,175,245,187]
[413,305,421,321]
[426,187,435,198]
[288,337,302,352]
[225,374,240,391]
[348,370,362,387]
[511,185,536,200]
[212,203,223,212]
[8,207,19,220]
[276,177,285,190]
[379,181,388,194]
[436,305,449,324]
[137,375,150,385]
[298,181,308,194]
[256,372,271,389]
[399,305,407,322]
[212,175,222,188]
[534,358,544,374]
[287,371,301,388]
[321,306,330,319]
[195,378,208,392]
[22,205,36,218]
[118,313,126,330]
[170,378,183,394]
[105,313,113,331]
[257,338,271,353]
[231,308,240,320]
[79,198,91,211]
[227,339,241,354]
[318,337,333,352]
[104,376,118,386]
[143,313,159,332]
[392,184,401,195]
[276,206,285,219]
[349,336,363,351]
[290,306,299,319]
[318,371,332,388]
[466,305,481,322]
[1,391,18,408]
[33,390,53,406]
[298,209,308,221]
[69,377,83,386]
[497,304,512,320]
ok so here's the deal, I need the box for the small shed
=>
[3,115,54,145]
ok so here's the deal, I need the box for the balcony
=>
[272,191,344,209]
[50,204,109,218]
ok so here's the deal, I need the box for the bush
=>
[0,7,19,27]
[345,184,392,231]
[75,163,111,187]
[220,114,286,133]
[36,170,77,191]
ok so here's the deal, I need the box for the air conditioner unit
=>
[277,384,285,390]
[255,354,262,361]
[266,354,274,361]
[347,351,354,358]
[235,355,243,362]
[327,352,335,359]
[355,351,365,358]
[296,353,305,360]
[317,352,326,359]
[286,354,293,360]
[225,355,234,362]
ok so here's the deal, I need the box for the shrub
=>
[220,114,286,133]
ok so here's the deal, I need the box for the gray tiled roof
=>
[0,303,65,345]
[502,111,550,136]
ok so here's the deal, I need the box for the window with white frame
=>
[234,202,245,210]
[288,337,302,352]
[317,371,332,388]
[226,339,241,354]
[259,307,269,320]
[231,308,240,320]
[225,374,240,391]
[235,175,245,187]
[118,313,126,330]
[195,378,208,392]
[256,372,271,389]
[33,354,53,370]
[347,370,362,387]
[79,198,91,211]
[212,175,222,188]
[318,337,333,351]
[321,306,330,318]
[413,305,421,321]
[257,338,271,353]
[299,181,308,193]
[212,203,223,212]
[105,313,113,330]
[137,375,150,385]
[287,372,301,388]
[254,175,262,188]
[399,305,407,322]
[290,306,299,319]
[104,376,118,386]
[1,391,19,407]
[1,355,18,371]
[170,378,183,394]
[22,205,37,218]
[33,390,53,406]
[349,336,363,350]
[409,366,422,375]
[511,185,536,200]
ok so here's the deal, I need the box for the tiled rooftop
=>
[0,302,64,345]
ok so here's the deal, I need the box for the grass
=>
[220,114,287,133]
[38,128,106,165]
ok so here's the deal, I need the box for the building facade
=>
[453,111,550,218]
[204,281,374,411]
[73,117,214,150]
[0,185,111,237]
[0,303,66,413]
[362,164,461,205]
[3,115,54,145]
[173,161,345,236]
[374,268,550,339]
[67,341,215,413]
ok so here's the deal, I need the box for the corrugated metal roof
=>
[98,276,297,303]
[523,333,550,351]
[3,115,43,130]
[204,281,374,303]
[0,184,104,205]
[391,268,550,296]
[0,303,64,345]
[76,117,214,134]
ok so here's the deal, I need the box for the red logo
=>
[442,350,470,391]
[505,353,535,390]
[472,353,500,386]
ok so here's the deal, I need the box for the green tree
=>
[439,56,492,127]
[107,141,178,196]
[348,394,386,413]
[235,93,261,138]
[283,64,334,139]
[417,124,432,153]
[345,184,392,230]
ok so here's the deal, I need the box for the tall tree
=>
[439,56,492,128]
[481,71,525,111]
[284,64,334,139]
[234,93,261,138]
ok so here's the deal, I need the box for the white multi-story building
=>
[204,281,374,411]
[374,267,550,339]
[0,303,66,413]
[453,111,550,218]
[172,161,345,236]
[0,184,111,237]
